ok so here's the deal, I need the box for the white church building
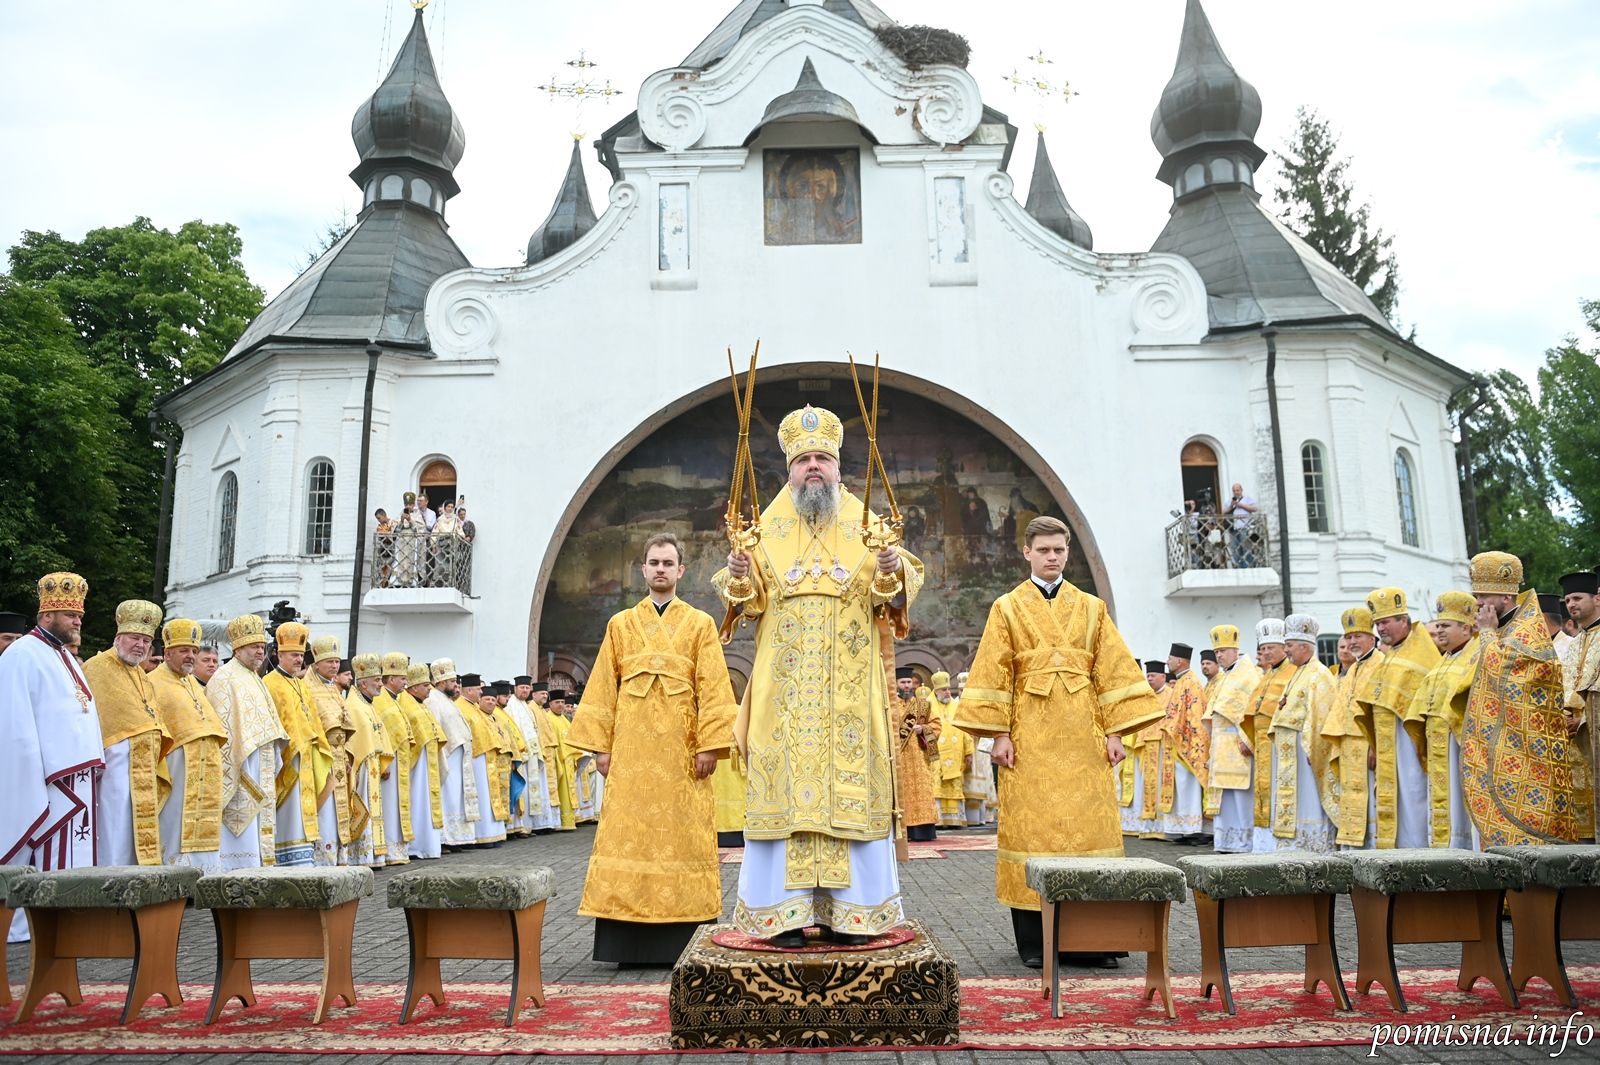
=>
[157,0,1470,686]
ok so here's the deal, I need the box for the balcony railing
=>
[1164,511,1271,579]
[371,530,473,595]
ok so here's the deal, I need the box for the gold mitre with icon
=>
[1341,606,1375,635]
[381,651,410,677]
[430,657,457,682]
[115,599,163,639]
[778,405,843,464]
[274,622,309,653]
[38,571,89,614]
[227,613,268,648]
[310,634,342,664]
[405,663,432,687]
[1433,591,1477,625]
[1209,624,1240,650]
[930,670,952,689]
[1367,587,1409,620]
[162,618,202,649]
[352,652,382,681]
[1470,551,1522,596]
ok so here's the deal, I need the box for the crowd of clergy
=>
[1118,552,1599,858]
[0,572,612,944]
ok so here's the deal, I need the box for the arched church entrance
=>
[527,366,1109,680]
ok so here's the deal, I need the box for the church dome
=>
[351,9,465,193]
[1024,133,1092,249]
[1149,0,1264,189]
[527,141,599,264]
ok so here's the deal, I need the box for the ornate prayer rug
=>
[719,834,996,864]
[1,967,1593,1054]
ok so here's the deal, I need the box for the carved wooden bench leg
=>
[205,910,256,1024]
[123,898,186,1023]
[1193,892,1233,1014]
[400,908,445,1023]
[0,904,13,1007]
[1040,900,1058,1013]
[16,908,82,1022]
[508,900,548,1023]
[1306,893,1351,1011]
[1457,889,1516,1008]
[1352,887,1405,1011]
[315,900,360,1023]
[1143,900,1176,1020]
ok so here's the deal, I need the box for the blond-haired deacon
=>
[1355,588,1440,848]
[956,515,1162,967]
[262,622,333,866]
[305,634,354,865]
[400,661,445,859]
[1261,615,1336,852]
[1413,591,1482,849]
[1200,624,1260,852]
[1463,552,1587,845]
[81,599,172,866]
[151,618,228,873]
[343,653,390,866]
[1319,608,1385,848]
[717,405,924,946]
[205,615,287,868]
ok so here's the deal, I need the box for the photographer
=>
[1226,482,1258,567]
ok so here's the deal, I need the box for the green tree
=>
[0,279,132,647]
[4,218,263,636]
[1273,106,1402,321]
[1538,299,1600,565]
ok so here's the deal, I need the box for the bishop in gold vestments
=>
[1356,588,1440,849]
[1320,609,1384,848]
[262,623,334,867]
[151,618,228,874]
[717,406,922,944]
[954,516,1162,965]
[931,677,973,827]
[1412,592,1481,849]
[1241,620,1295,852]
[206,615,287,868]
[1201,625,1261,852]
[570,541,737,964]
[1262,616,1336,852]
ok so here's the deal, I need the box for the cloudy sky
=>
[5,0,1597,377]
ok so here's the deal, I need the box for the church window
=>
[1301,442,1330,533]
[1393,449,1419,547]
[1182,162,1205,195]
[1209,157,1235,184]
[409,177,433,206]
[380,174,404,199]
[304,459,335,556]
[215,471,238,574]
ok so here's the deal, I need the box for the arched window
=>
[1301,442,1330,533]
[1180,439,1221,513]
[215,471,238,574]
[1394,449,1419,547]
[304,459,335,555]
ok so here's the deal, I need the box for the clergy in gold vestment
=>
[262,623,334,867]
[1355,588,1440,849]
[1156,644,1209,840]
[1201,624,1261,852]
[1320,608,1384,848]
[1559,570,1600,840]
[569,532,738,964]
[399,664,445,858]
[304,635,355,866]
[83,600,172,866]
[1129,664,1171,839]
[1262,616,1336,852]
[954,516,1162,967]
[372,655,414,863]
[1241,620,1296,852]
[1414,592,1482,849]
[151,618,227,874]
[547,691,578,831]
[712,748,749,847]
[206,615,288,869]
[1463,552,1586,845]
[890,667,941,843]
[717,406,923,946]
[931,676,972,828]
[459,675,510,844]
[345,654,391,866]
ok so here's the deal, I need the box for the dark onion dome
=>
[527,140,599,265]
[1149,0,1265,189]
[351,7,466,198]
[745,58,872,145]
[1023,132,1092,249]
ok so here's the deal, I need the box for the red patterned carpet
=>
[1,968,1593,1054]
[720,834,996,863]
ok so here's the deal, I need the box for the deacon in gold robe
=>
[931,675,972,827]
[1464,551,1586,845]
[1559,570,1600,840]
[569,532,738,964]
[83,600,172,866]
[1157,643,1209,841]
[1128,663,1171,840]
[400,662,445,858]
[304,635,354,866]
[1200,624,1261,852]
[1414,591,1482,849]
[1319,608,1385,848]
[890,667,941,842]
[425,660,481,846]
[546,689,578,831]
[262,623,334,867]
[371,654,413,863]
[1262,616,1336,852]
[1355,588,1441,849]
[344,654,390,866]
[717,405,923,946]
[151,618,228,874]
[1240,620,1296,851]
[712,748,749,847]
[955,516,1163,967]
[507,677,556,831]
[206,615,287,868]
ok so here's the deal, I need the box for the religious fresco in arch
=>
[538,378,1095,678]
[763,148,862,246]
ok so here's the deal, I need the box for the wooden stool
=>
[386,863,555,1025]
[1488,844,1600,1007]
[1342,848,1523,1012]
[0,866,37,1007]
[1024,856,1185,1019]
[193,866,373,1024]
[7,865,200,1023]
[1177,850,1352,1014]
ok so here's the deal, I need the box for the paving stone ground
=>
[4,827,1596,1064]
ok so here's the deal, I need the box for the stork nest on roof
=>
[874,24,971,70]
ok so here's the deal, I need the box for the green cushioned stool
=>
[1488,844,1600,1007]
[7,865,201,1023]
[1177,851,1352,1014]
[1341,849,1523,1012]
[1025,856,1186,1019]
[0,866,36,1006]
[386,865,556,1025]
[194,866,373,1024]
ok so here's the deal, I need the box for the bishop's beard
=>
[794,481,840,525]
